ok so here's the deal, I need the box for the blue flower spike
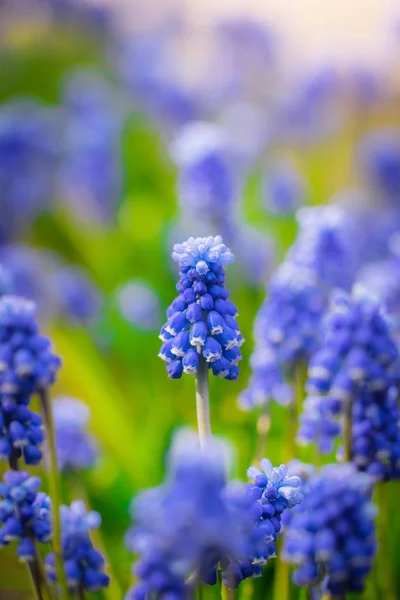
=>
[159,236,243,380]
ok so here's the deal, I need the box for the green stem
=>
[376,482,396,600]
[342,399,353,462]
[39,387,69,600]
[195,357,211,448]
[253,410,271,463]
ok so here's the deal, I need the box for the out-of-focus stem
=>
[195,357,211,448]
[39,387,69,600]
[253,411,271,463]
[342,399,353,462]
[376,482,396,600]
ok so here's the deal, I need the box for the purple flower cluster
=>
[240,263,325,409]
[352,386,400,481]
[0,404,44,466]
[283,464,376,597]
[299,289,400,453]
[159,236,243,380]
[126,430,254,600]
[0,296,61,404]
[223,459,303,587]
[0,471,51,561]
[46,501,109,592]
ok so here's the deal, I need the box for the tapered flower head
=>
[45,501,109,592]
[0,404,44,466]
[283,464,376,597]
[0,471,51,561]
[159,236,243,380]
[53,397,98,472]
[0,296,61,405]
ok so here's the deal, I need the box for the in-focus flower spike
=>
[52,397,98,472]
[0,296,61,406]
[0,471,52,560]
[221,458,303,588]
[240,262,325,409]
[125,429,255,600]
[159,236,243,380]
[45,501,109,593]
[283,464,376,597]
[0,403,44,466]
[299,288,400,453]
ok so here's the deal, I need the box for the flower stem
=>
[376,482,396,600]
[195,357,211,448]
[39,387,69,600]
[342,399,353,462]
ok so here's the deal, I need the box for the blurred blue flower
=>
[46,500,109,592]
[0,295,61,406]
[48,266,101,326]
[357,128,400,197]
[299,288,400,453]
[116,280,161,331]
[241,262,325,409]
[0,471,51,561]
[52,396,98,472]
[159,236,243,380]
[0,404,44,466]
[0,100,57,243]
[289,205,356,290]
[59,70,124,223]
[171,122,239,222]
[126,429,254,599]
[262,160,306,214]
[283,464,376,597]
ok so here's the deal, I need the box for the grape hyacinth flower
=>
[46,501,109,593]
[53,397,98,472]
[159,236,242,380]
[351,385,400,481]
[170,122,238,223]
[0,471,51,561]
[126,430,296,598]
[223,459,303,587]
[116,280,161,331]
[299,288,400,454]
[262,160,306,215]
[283,464,376,597]
[357,128,400,198]
[0,100,57,243]
[0,404,44,466]
[0,295,61,405]
[240,262,325,409]
[48,266,102,326]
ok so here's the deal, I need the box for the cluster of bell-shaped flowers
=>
[298,288,400,453]
[240,262,325,409]
[159,236,243,380]
[351,385,400,481]
[45,501,109,593]
[283,464,376,597]
[0,295,61,467]
[222,459,303,587]
[126,430,303,599]
[0,471,51,561]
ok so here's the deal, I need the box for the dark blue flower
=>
[159,237,243,380]
[283,464,376,597]
[299,289,400,453]
[0,404,44,466]
[0,296,61,405]
[53,397,98,472]
[0,471,51,560]
[45,501,109,592]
